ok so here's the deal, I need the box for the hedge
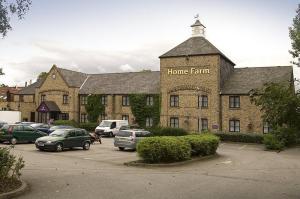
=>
[137,134,220,163]
[214,132,263,144]
[53,120,79,127]
[137,137,191,163]
[180,134,220,156]
[147,127,188,137]
[78,123,98,132]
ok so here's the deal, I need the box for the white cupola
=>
[191,16,206,37]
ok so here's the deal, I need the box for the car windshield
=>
[31,124,42,128]
[1,124,9,130]
[117,130,132,137]
[50,126,72,130]
[99,121,112,127]
[50,130,68,137]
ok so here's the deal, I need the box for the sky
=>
[0,0,299,87]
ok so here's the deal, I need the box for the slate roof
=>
[221,66,293,94]
[79,71,160,94]
[57,67,88,87]
[37,101,60,112]
[18,80,42,95]
[159,37,234,65]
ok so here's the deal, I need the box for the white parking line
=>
[238,145,247,150]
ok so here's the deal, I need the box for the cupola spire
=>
[191,15,206,37]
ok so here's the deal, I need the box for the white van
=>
[95,120,129,137]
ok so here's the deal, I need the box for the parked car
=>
[47,125,75,134]
[95,120,128,137]
[0,124,48,144]
[16,122,36,125]
[0,121,7,128]
[114,129,151,150]
[35,128,91,152]
[30,123,51,134]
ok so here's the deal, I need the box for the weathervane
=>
[194,14,199,20]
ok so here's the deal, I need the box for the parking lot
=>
[1,139,300,199]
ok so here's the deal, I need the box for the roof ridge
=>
[87,70,160,76]
[235,66,292,69]
[57,67,88,75]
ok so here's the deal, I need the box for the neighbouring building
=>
[9,19,293,133]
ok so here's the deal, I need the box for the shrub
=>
[263,134,284,150]
[180,134,220,156]
[0,147,25,193]
[137,137,191,163]
[79,122,98,132]
[214,132,263,143]
[53,120,79,127]
[147,127,188,137]
[272,127,298,146]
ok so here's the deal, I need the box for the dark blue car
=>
[30,123,51,134]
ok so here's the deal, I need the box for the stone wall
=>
[160,55,222,132]
[221,95,263,133]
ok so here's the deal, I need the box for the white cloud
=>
[119,64,134,72]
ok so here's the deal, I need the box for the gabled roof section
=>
[57,67,88,87]
[159,37,235,65]
[221,66,293,94]
[18,79,43,95]
[79,71,160,94]
[36,101,60,112]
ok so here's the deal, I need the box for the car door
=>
[63,130,77,148]
[75,130,86,147]
[13,126,25,141]
[23,125,37,142]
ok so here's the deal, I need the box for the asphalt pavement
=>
[1,138,300,199]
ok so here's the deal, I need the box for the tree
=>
[289,4,300,65]
[0,0,32,38]
[37,72,48,80]
[250,82,300,129]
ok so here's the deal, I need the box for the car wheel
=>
[109,132,114,137]
[83,142,90,150]
[10,137,17,145]
[119,147,125,151]
[56,143,63,152]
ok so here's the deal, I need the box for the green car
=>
[35,128,91,152]
[0,124,48,145]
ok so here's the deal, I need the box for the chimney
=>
[29,79,32,85]
[25,82,27,87]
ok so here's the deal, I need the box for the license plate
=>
[38,143,44,146]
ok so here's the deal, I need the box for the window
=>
[101,95,107,106]
[81,96,87,105]
[170,117,179,128]
[23,125,34,131]
[76,130,86,136]
[229,96,240,108]
[200,118,208,131]
[80,114,88,123]
[263,122,272,134]
[170,95,179,107]
[229,120,240,132]
[122,95,130,106]
[19,95,24,102]
[63,95,68,104]
[146,117,153,127]
[146,96,154,106]
[41,95,46,102]
[122,115,129,121]
[60,113,69,120]
[199,95,208,108]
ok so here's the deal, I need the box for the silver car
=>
[114,129,151,150]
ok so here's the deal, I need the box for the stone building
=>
[11,19,293,133]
